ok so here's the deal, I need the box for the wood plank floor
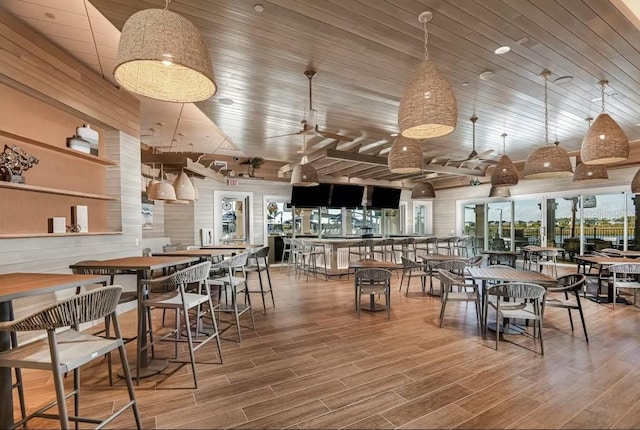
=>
[12,262,640,429]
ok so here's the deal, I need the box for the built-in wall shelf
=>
[0,181,116,200]
[0,129,117,166]
[0,231,123,239]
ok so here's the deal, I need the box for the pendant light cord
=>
[501,133,507,155]
[423,19,429,60]
[600,81,606,113]
[544,74,549,145]
[164,0,171,10]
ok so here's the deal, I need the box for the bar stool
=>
[0,286,142,429]
[347,239,373,279]
[280,237,294,273]
[208,253,255,342]
[373,238,396,262]
[244,246,275,313]
[139,261,222,388]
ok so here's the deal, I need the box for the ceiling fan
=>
[449,115,494,162]
[266,70,352,142]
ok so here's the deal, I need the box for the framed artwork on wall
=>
[201,228,214,246]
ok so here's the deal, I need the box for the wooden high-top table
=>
[69,256,198,379]
[0,273,110,429]
[153,249,230,260]
[574,255,639,303]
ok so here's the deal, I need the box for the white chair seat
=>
[614,280,640,289]
[407,270,428,277]
[209,275,246,287]
[0,329,118,372]
[144,291,211,309]
[446,291,480,301]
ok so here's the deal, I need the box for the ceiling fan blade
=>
[473,149,494,159]
[314,127,352,142]
[264,130,303,139]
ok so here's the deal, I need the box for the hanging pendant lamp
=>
[631,168,640,193]
[580,80,628,165]
[491,133,519,186]
[173,170,196,201]
[154,165,177,201]
[146,179,159,200]
[523,71,573,179]
[291,135,319,187]
[573,163,608,182]
[398,11,457,139]
[114,0,217,102]
[388,136,423,173]
[411,182,435,199]
[489,186,511,198]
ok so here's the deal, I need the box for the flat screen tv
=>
[370,186,401,209]
[290,183,331,207]
[329,184,365,208]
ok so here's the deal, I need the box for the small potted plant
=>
[240,157,264,177]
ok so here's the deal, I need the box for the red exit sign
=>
[227,178,238,186]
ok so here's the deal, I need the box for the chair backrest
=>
[142,247,152,257]
[491,238,507,251]
[437,268,466,290]
[538,249,558,258]
[487,282,546,300]
[607,263,640,275]
[488,252,517,268]
[1,286,122,332]
[434,259,467,274]
[248,246,270,259]
[555,273,586,292]
[401,256,421,269]
[71,261,118,277]
[467,255,483,267]
[160,261,212,287]
[376,238,394,247]
[355,268,392,283]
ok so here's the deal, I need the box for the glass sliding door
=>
[487,201,512,251]
[464,203,486,253]
[513,198,542,249]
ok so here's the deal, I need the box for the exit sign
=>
[227,178,238,186]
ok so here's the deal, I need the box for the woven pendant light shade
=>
[114,8,216,102]
[398,12,457,139]
[154,181,177,201]
[631,168,640,193]
[580,113,629,165]
[411,182,435,199]
[399,59,457,139]
[173,171,196,201]
[166,199,189,205]
[146,179,159,199]
[489,186,511,198]
[523,143,573,179]
[573,163,608,182]
[291,160,319,187]
[388,137,423,173]
[491,155,519,186]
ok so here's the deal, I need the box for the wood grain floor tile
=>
[272,363,362,396]
[232,400,329,429]
[382,383,475,427]
[321,373,413,410]
[343,413,395,429]
[455,393,542,429]
[399,403,474,429]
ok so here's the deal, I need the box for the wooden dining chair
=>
[545,274,588,342]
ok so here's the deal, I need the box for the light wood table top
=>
[153,249,230,258]
[0,273,110,302]
[421,254,468,262]
[466,266,557,285]
[522,246,563,253]
[200,244,261,250]
[600,249,640,258]
[349,260,401,270]
[574,255,639,265]
[480,250,521,256]
[69,256,198,271]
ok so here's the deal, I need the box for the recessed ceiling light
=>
[218,98,234,105]
[494,46,510,55]
[479,71,494,81]
[45,12,55,19]
[254,4,265,12]
[461,81,470,87]
[591,97,602,103]
[553,76,573,85]
[390,133,398,137]
[515,37,529,45]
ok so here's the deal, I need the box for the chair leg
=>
[575,292,589,343]
[48,331,70,429]
[9,306,27,423]
[406,276,411,297]
[538,319,544,355]
[386,288,391,320]
[438,294,447,328]
[181,303,198,389]
[266,267,275,309]
[74,367,80,430]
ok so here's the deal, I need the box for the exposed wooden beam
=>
[324,150,486,177]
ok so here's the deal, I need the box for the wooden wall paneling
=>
[0,9,140,136]
[164,202,196,248]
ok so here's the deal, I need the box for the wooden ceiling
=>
[85,1,640,182]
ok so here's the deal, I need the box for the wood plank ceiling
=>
[39,1,640,183]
